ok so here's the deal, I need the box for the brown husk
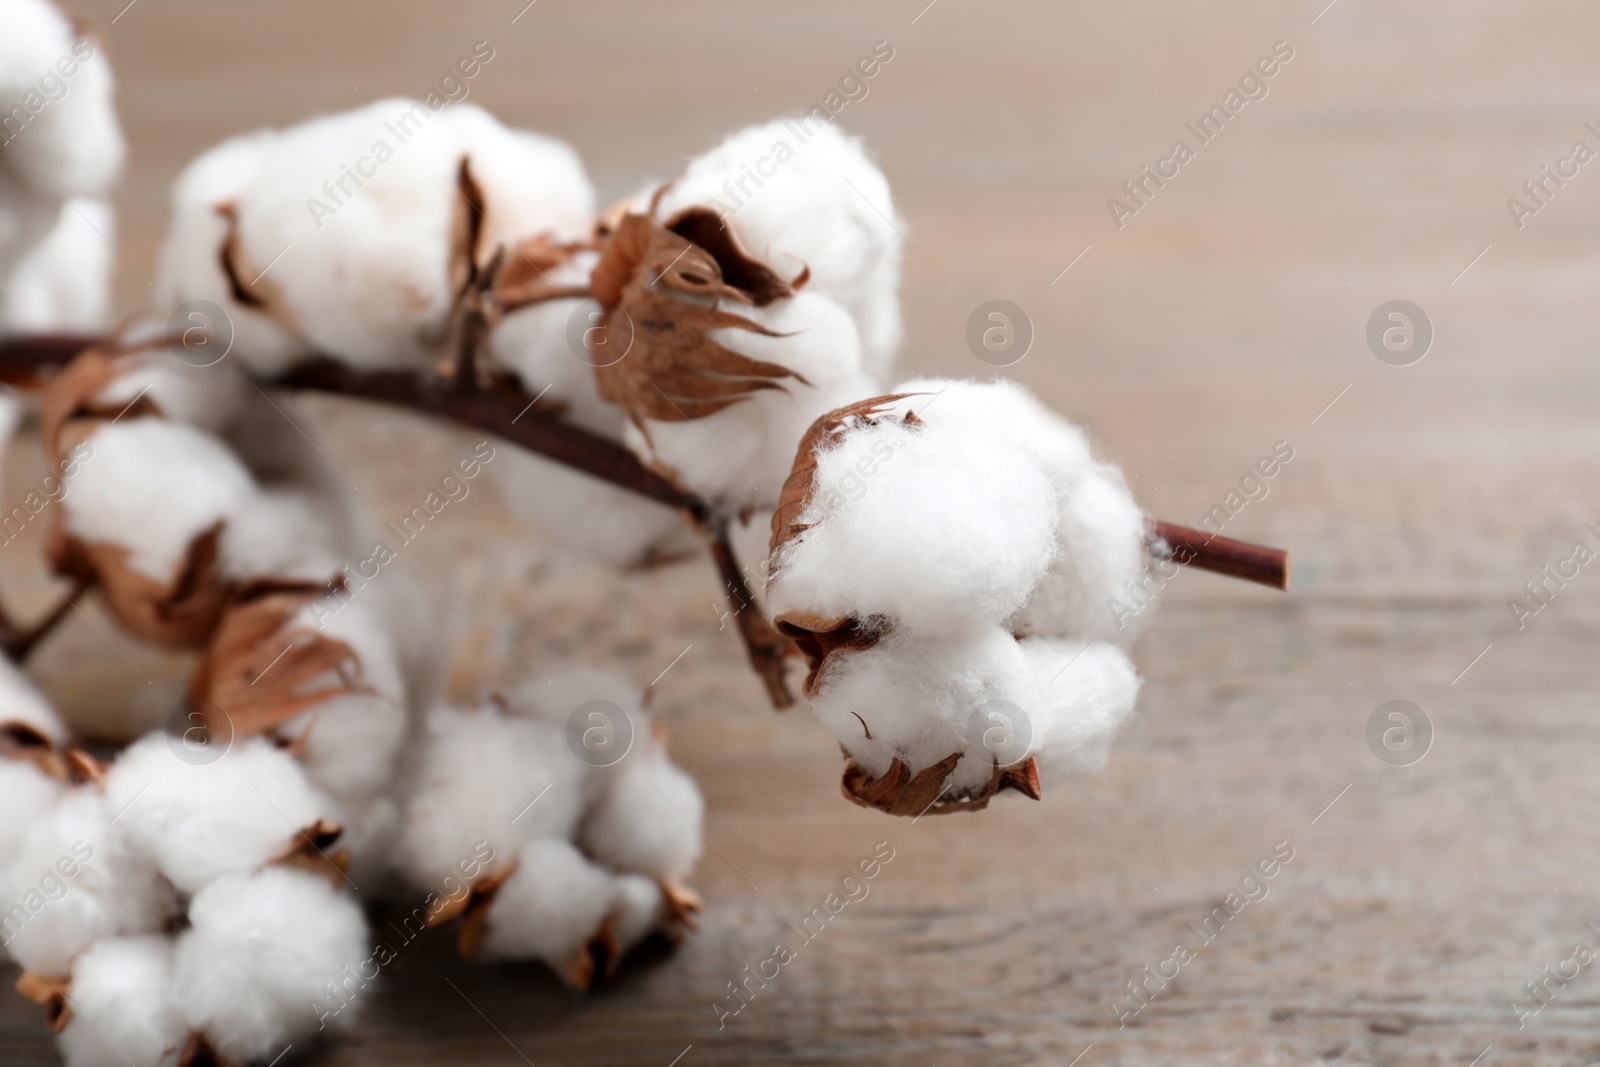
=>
[841,753,1042,817]
[589,204,809,424]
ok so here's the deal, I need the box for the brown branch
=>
[702,517,795,709]
[0,576,92,661]
[1147,519,1290,590]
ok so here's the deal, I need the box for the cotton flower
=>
[766,380,1150,814]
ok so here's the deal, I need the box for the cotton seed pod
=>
[103,732,335,894]
[155,99,594,376]
[578,731,704,884]
[585,122,895,511]
[766,380,1151,814]
[396,699,588,891]
[0,788,175,978]
[55,935,187,1067]
[39,348,346,646]
[172,867,369,1064]
[474,838,623,988]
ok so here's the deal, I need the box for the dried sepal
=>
[188,590,368,740]
[270,820,351,889]
[841,753,1043,818]
[589,204,810,424]
[769,392,923,566]
[179,1031,237,1067]
[0,722,69,780]
[566,917,621,990]
[50,522,235,647]
[445,862,520,960]
[215,202,298,334]
[65,747,108,788]
[774,612,888,698]
[14,971,71,1033]
[658,878,703,936]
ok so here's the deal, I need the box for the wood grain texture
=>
[7,0,1600,1063]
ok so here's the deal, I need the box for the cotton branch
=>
[0,333,1291,705]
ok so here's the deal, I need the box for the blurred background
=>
[7,0,1600,1063]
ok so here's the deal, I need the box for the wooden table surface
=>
[7,0,1600,1063]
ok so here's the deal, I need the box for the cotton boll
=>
[397,701,587,889]
[654,119,902,377]
[1013,468,1151,646]
[221,488,345,584]
[156,100,594,375]
[628,290,880,511]
[477,838,616,973]
[1,198,113,331]
[768,412,1059,632]
[174,867,369,1063]
[0,0,124,200]
[0,789,174,977]
[64,419,253,582]
[808,623,1035,796]
[579,739,703,883]
[56,935,186,1067]
[1019,638,1140,784]
[103,733,329,894]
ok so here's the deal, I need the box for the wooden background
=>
[7,0,1600,1063]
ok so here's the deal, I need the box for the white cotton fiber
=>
[654,118,903,377]
[1013,467,1151,645]
[173,867,368,1064]
[610,873,665,952]
[806,622,1036,796]
[0,760,62,865]
[396,700,587,888]
[1018,638,1140,784]
[57,935,186,1067]
[0,788,174,977]
[104,732,329,894]
[64,418,253,581]
[1,197,112,331]
[478,837,616,970]
[768,403,1060,632]
[156,99,594,375]
[579,739,703,882]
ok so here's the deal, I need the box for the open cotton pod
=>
[0,0,124,325]
[172,866,369,1064]
[766,381,1151,815]
[37,342,351,646]
[54,935,187,1067]
[154,98,595,377]
[585,119,900,512]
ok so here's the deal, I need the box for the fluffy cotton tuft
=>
[478,838,617,969]
[173,867,369,1064]
[56,935,187,1067]
[0,789,174,977]
[156,99,594,375]
[104,733,331,893]
[580,739,703,882]
[0,0,123,321]
[1,198,114,331]
[654,118,902,376]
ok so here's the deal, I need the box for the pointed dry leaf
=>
[14,972,70,1033]
[842,751,1043,818]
